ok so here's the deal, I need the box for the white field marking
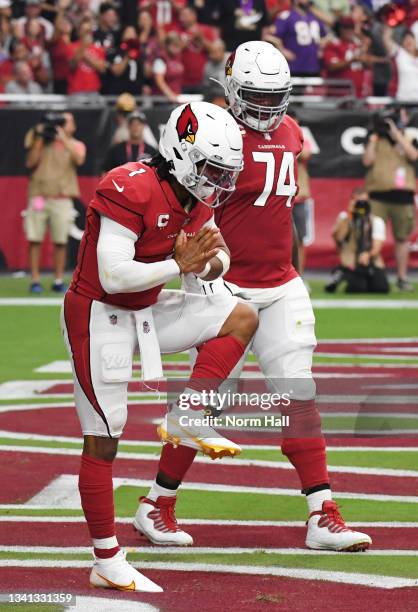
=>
[0,559,415,589]
[2,431,418,453]
[316,394,418,404]
[381,347,418,353]
[1,516,418,528]
[315,363,418,369]
[322,412,418,419]
[315,352,418,361]
[35,361,72,374]
[2,296,418,309]
[26,475,418,509]
[0,400,165,414]
[318,338,418,343]
[3,546,418,558]
[367,384,418,389]
[0,397,166,411]
[0,430,160,447]
[0,380,73,400]
[3,443,418,479]
[0,298,63,306]
[311,299,418,309]
[0,380,169,402]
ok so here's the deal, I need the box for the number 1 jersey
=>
[214,115,303,288]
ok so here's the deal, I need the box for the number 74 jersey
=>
[214,115,303,289]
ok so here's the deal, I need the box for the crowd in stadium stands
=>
[0,0,417,100]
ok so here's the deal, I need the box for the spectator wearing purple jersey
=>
[265,0,328,76]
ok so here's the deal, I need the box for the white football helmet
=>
[159,101,243,208]
[225,41,292,133]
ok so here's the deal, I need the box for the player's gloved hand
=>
[174,227,220,274]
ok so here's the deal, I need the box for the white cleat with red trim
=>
[90,549,163,592]
[133,496,193,546]
[306,500,372,552]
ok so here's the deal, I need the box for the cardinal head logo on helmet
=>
[176,104,199,145]
[225,52,235,77]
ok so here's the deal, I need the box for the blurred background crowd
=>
[0,0,417,101]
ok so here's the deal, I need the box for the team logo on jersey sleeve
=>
[176,104,198,145]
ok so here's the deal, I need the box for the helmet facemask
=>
[230,78,292,132]
[182,148,243,208]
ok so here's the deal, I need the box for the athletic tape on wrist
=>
[196,262,211,279]
[215,249,230,276]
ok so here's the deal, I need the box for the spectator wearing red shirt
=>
[49,15,73,94]
[323,16,371,97]
[152,30,184,102]
[139,0,186,31]
[177,6,217,92]
[67,19,106,95]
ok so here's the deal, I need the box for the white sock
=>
[92,535,120,561]
[147,480,177,502]
[54,278,63,284]
[306,489,332,515]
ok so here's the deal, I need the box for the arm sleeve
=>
[97,215,180,294]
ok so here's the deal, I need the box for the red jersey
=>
[215,115,303,288]
[66,42,105,94]
[179,25,217,87]
[70,162,212,310]
[323,40,370,98]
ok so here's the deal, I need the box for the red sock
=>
[187,336,245,395]
[158,443,197,482]
[281,400,329,491]
[79,454,120,559]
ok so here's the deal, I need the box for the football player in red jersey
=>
[134,42,372,552]
[61,101,259,593]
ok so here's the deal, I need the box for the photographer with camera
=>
[363,107,417,291]
[326,188,389,294]
[24,112,86,294]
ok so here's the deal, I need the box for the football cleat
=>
[306,500,372,552]
[133,496,193,546]
[90,549,163,592]
[157,406,241,459]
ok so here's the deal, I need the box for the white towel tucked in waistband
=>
[133,307,163,381]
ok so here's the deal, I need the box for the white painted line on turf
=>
[1,431,417,454]
[2,443,418,479]
[2,296,418,309]
[35,361,72,374]
[315,352,418,361]
[25,475,418,509]
[311,299,418,309]
[4,545,418,557]
[316,394,418,404]
[318,338,418,343]
[0,298,63,306]
[0,559,415,589]
[1,516,418,528]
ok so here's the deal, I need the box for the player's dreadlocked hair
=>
[143,153,173,181]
